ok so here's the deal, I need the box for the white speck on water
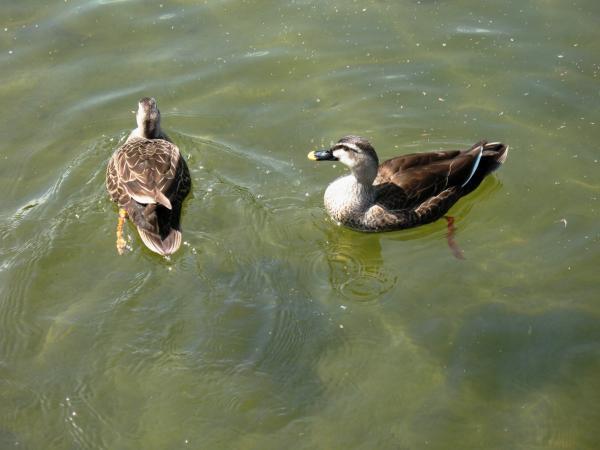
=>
[510,37,515,42]
[8,50,13,54]
[442,42,447,47]
[316,98,321,103]
[455,26,492,34]
[207,188,213,192]
[339,324,344,329]
[340,305,347,310]
[305,192,309,197]
[557,54,564,58]
[244,50,269,58]
[75,214,80,219]
[71,412,77,417]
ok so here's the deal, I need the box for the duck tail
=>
[137,227,182,256]
[459,141,508,194]
[482,141,509,169]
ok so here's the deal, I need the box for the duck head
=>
[308,135,379,185]
[136,97,162,139]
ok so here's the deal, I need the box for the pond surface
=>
[1,0,599,449]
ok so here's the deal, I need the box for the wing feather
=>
[110,138,181,208]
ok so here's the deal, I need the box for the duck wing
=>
[112,138,182,209]
[374,142,486,209]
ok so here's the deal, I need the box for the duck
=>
[308,135,508,232]
[106,97,191,255]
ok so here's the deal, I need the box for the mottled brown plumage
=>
[308,136,508,232]
[106,97,191,255]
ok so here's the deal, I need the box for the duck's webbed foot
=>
[116,208,128,255]
[445,216,465,260]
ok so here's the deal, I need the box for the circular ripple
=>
[322,230,398,303]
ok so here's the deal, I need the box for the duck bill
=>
[307,149,338,161]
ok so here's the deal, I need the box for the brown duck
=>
[106,97,191,255]
[308,135,508,233]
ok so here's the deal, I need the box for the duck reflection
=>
[320,225,397,302]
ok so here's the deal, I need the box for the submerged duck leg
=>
[116,208,128,255]
[445,216,465,260]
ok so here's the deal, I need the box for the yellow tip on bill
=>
[307,151,317,160]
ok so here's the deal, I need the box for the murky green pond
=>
[1,0,599,448]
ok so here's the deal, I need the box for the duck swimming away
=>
[106,97,191,256]
[308,136,508,248]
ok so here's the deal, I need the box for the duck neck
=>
[140,118,162,139]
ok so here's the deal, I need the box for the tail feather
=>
[460,140,508,193]
[137,228,182,256]
[482,142,509,167]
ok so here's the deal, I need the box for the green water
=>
[1,0,599,449]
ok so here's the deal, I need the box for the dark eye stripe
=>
[333,144,357,152]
